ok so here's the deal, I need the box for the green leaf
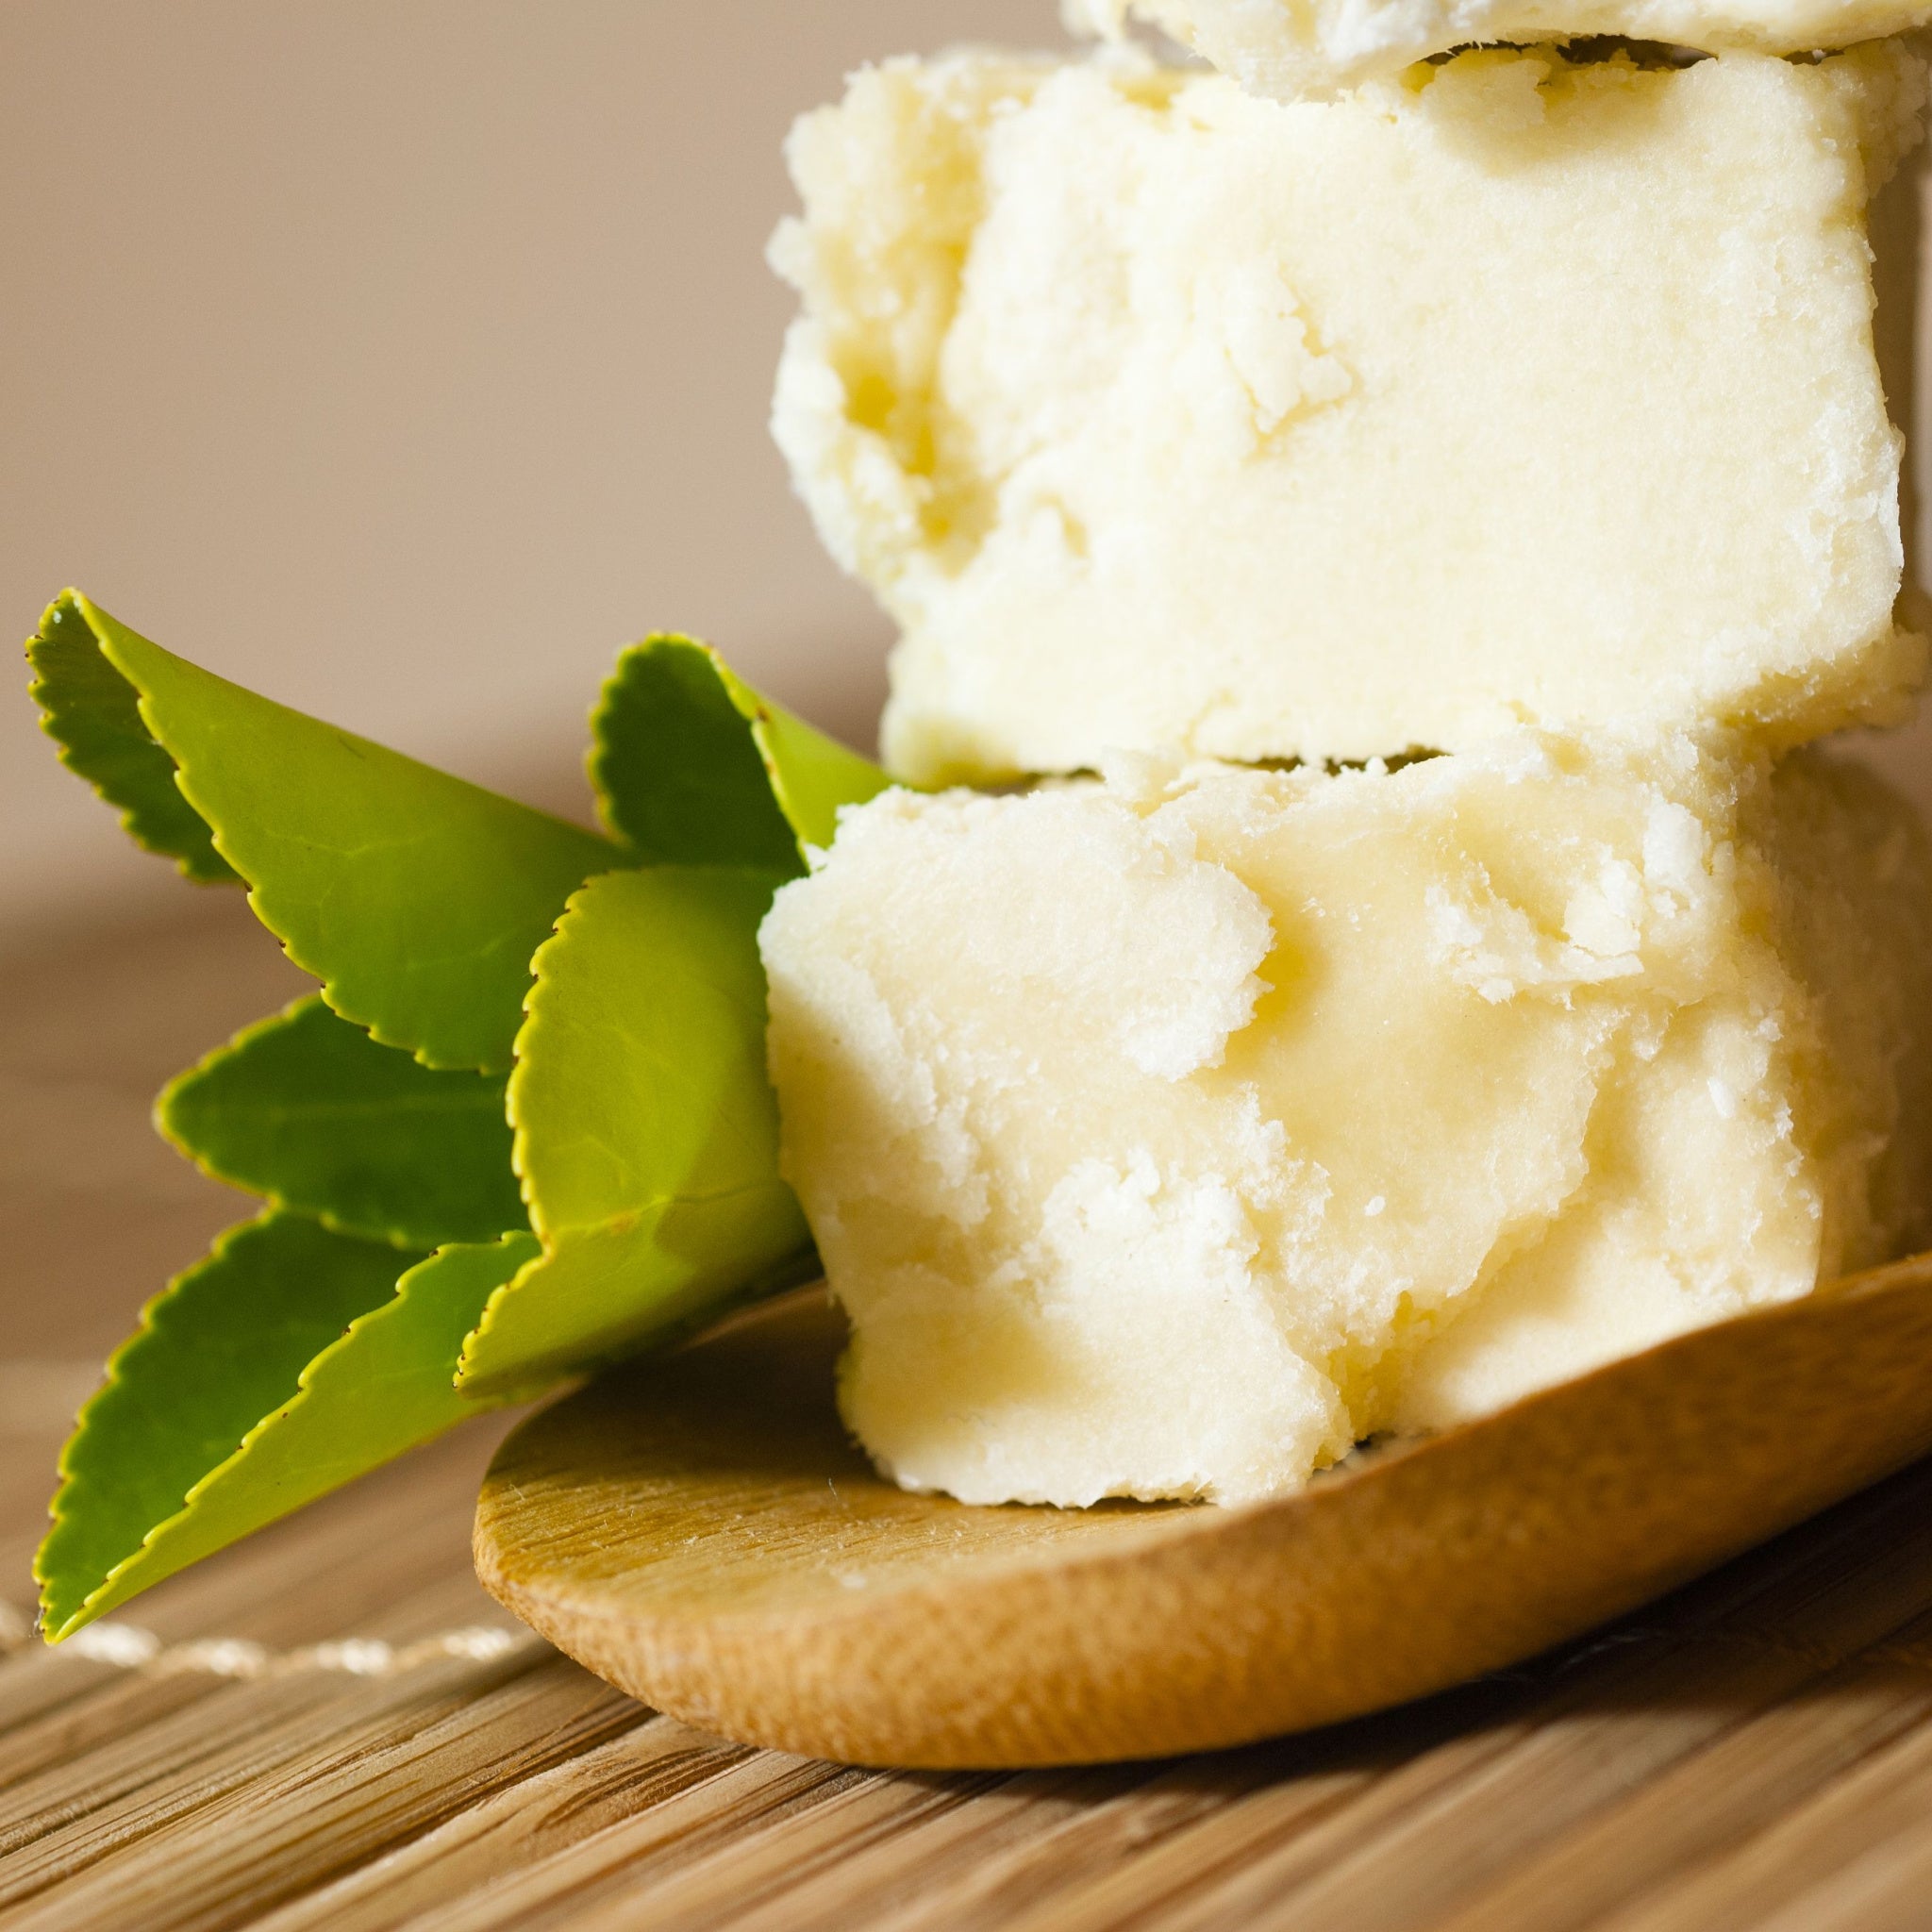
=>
[455,866,816,1398]
[158,996,525,1249]
[38,1218,537,1639]
[39,1214,417,1636]
[25,591,239,883]
[591,635,890,868]
[29,591,623,1073]
[28,601,881,1617]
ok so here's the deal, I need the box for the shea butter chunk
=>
[759,741,1932,1506]
[773,44,1927,782]
[1070,0,1932,102]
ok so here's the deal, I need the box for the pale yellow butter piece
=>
[771,44,1927,784]
[758,739,1932,1507]
[1069,0,1932,103]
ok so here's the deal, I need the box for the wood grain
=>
[10,893,1932,1924]
[473,1258,1932,1768]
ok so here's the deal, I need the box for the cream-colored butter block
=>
[758,738,1932,1507]
[771,45,1927,784]
[1069,0,1932,103]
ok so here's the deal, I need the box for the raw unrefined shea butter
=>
[772,44,1927,784]
[1068,0,1932,103]
[758,740,1932,1506]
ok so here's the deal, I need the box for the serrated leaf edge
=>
[152,996,522,1252]
[454,881,627,1388]
[152,998,445,1252]
[459,1230,822,1402]
[37,1223,529,1642]
[588,632,882,864]
[450,876,815,1391]
[26,589,241,886]
[66,589,621,1074]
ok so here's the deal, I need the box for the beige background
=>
[0,0,1060,942]
[5,0,1930,947]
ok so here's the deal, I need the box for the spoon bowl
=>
[475,1251,1932,1768]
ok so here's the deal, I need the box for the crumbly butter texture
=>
[772,44,1927,784]
[1068,0,1932,102]
[759,740,1932,1506]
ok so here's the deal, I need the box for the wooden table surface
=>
[8,892,1932,1930]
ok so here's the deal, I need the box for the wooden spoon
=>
[475,1250,1932,1769]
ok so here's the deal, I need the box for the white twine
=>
[0,1597,526,1678]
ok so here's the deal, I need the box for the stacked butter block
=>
[773,41,1926,781]
[1068,0,1932,105]
[758,18,1932,1505]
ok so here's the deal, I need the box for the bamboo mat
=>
[8,895,1932,1930]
